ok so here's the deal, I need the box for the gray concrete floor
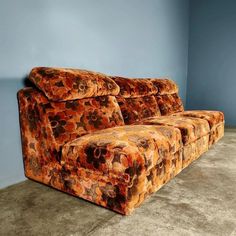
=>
[1,129,236,236]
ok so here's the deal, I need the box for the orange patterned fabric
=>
[18,88,125,152]
[142,116,210,145]
[172,110,224,129]
[29,67,120,101]
[155,93,184,115]
[182,135,209,168]
[61,125,182,214]
[111,76,157,98]
[62,125,182,175]
[116,96,161,124]
[209,122,224,146]
[18,67,225,215]
[149,78,178,95]
[35,151,183,215]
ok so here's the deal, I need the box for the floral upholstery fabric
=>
[142,116,210,145]
[172,110,224,129]
[35,151,183,215]
[61,125,183,214]
[116,96,161,125]
[29,67,120,101]
[44,96,124,147]
[18,88,125,151]
[209,122,224,146]
[111,76,157,98]
[62,125,182,175]
[183,135,209,168]
[155,93,184,115]
[18,67,225,215]
[149,78,178,95]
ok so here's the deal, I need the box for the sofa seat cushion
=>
[61,125,182,183]
[29,67,120,101]
[116,96,161,125]
[172,110,224,129]
[141,116,210,145]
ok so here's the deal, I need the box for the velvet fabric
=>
[209,122,224,146]
[39,151,183,215]
[116,96,161,125]
[172,110,224,129]
[182,135,209,168]
[62,125,180,181]
[142,116,210,145]
[18,67,225,215]
[172,110,224,147]
[149,78,178,95]
[29,67,120,101]
[61,125,182,214]
[110,77,161,125]
[111,76,157,98]
[18,88,124,150]
[155,93,184,115]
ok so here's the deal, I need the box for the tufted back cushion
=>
[110,76,161,124]
[150,78,178,95]
[110,76,184,120]
[149,78,184,115]
[155,93,184,115]
[116,96,161,125]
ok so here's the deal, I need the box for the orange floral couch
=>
[18,67,224,215]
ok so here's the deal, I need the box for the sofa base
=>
[24,150,184,215]
[22,125,223,215]
[182,135,209,168]
[22,140,208,216]
[209,122,224,147]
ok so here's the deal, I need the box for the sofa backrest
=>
[110,76,184,124]
[18,67,185,154]
[111,76,161,124]
[18,67,125,154]
[150,78,184,116]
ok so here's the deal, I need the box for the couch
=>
[18,67,224,215]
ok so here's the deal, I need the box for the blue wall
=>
[0,0,189,100]
[0,0,189,188]
[187,0,236,126]
[0,81,26,188]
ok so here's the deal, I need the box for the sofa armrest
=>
[18,88,60,166]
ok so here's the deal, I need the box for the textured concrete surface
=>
[1,129,236,236]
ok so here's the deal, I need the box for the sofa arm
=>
[18,88,60,181]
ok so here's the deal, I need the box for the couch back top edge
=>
[111,76,179,98]
[18,67,183,146]
[28,67,120,102]
[24,67,179,102]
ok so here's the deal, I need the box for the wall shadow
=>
[22,75,35,88]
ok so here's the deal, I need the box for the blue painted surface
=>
[187,0,236,126]
[0,80,26,188]
[0,0,189,188]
